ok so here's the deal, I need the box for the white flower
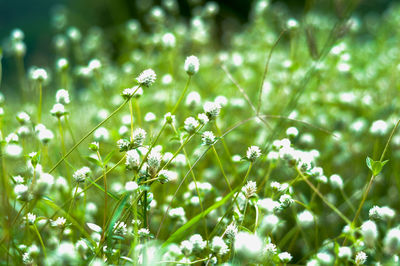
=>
[50,103,67,117]
[73,167,91,183]
[201,131,216,145]
[278,252,292,263]
[338,246,352,259]
[211,236,229,256]
[94,127,109,141]
[298,210,314,227]
[242,181,257,198]
[203,101,221,120]
[246,146,261,162]
[355,251,367,265]
[189,234,206,251]
[88,59,101,71]
[234,232,263,259]
[136,69,156,87]
[113,221,127,236]
[31,68,48,82]
[56,58,69,71]
[125,181,138,192]
[184,117,199,134]
[197,113,209,124]
[52,217,66,227]
[361,220,378,247]
[132,128,146,148]
[330,174,343,189]
[162,33,176,48]
[56,89,70,104]
[26,213,36,225]
[384,228,400,254]
[223,224,237,242]
[370,120,388,135]
[180,240,193,256]
[147,150,162,175]
[184,55,200,75]
[186,91,201,106]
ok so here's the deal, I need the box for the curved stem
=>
[48,99,130,174]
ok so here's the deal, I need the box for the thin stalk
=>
[295,167,351,225]
[49,98,130,174]
[38,82,43,123]
[33,224,47,258]
[97,151,108,242]
[344,119,400,245]
[129,98,134,141]
[240,200,248,229]
[212,145,232,192]
[171,76,191,115]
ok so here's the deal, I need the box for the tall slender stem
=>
[48,99,130,174]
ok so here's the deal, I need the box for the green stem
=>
[212,145,232,192]
[38,82,43,123]
[171,76,191,115]
[48,98,130,174]
[33,224,47,258]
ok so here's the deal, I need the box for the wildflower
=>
[138,228,150,237]
[31,68,48,82]
[56,58,69,71]
[197,113,209,124]
[147,150,162,176]
[234,232,263,260]
[50,103,67,117]
[118,138,131,152]
[73,167,91,183]
[186,91,201,106]
[26,213,36,225]
[361,220,378,247]
[113,221,127,236]
[203,101,221,120]
[246,145,261,162]
[158,170,174,184]
[89,142,99,151]
[260,214,279,232]
[279,194,294,208]
[132,128,146,148]
[125,181,138,192]
[370,120,388,135]
[56,89,70,104]
[201,131,216,145]
[286,127,299,137]
[122,86,142,99]
[224,223,238,241]
[189,234,206,252]
[136,69,156,87]
[338,246,352,259]
[16,112,31,125]
[162,33,176,48]
[355,251,367,265]
[264,243,277,255]
[184,117,199,134]
[93,127,109,141]
[330,174,343,189]
[52,217,66,228]
[164,112,175,124]
[383,228,400,254]
[184,55,200,75]
[88,59,101,71]
[242,181,257,199]
[211,236,229,256]
[298,210,314,227]
[278,252,292,263]
[180,240,193,256]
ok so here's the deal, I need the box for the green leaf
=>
[366,156,389,176]
[103,150,115,166]
[85,156,103,167]
[107,193,130,248]
[162,186,241,247]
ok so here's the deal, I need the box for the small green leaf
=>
[85,156,102,167]
[366,156,389,176]
[103,150,115,165]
